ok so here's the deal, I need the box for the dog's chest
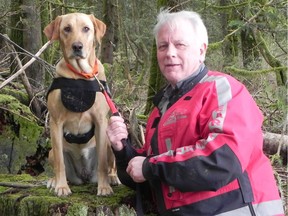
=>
[47,77,101,112]
[61,88,95,112]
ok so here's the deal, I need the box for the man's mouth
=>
[166,64,179,67]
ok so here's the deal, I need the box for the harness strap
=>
[64,125,95,144]
[47,77,102,96]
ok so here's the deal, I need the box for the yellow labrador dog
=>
[44,13,119,196]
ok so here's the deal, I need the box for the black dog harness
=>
[47,77,109,144]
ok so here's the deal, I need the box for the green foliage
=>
[103,58,148,114]
[230,74,287,134]
[228,20,245,29]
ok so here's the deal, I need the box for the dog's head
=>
[44,13,106,73]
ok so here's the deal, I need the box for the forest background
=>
[0,0,287,212]
[0,0,287,132]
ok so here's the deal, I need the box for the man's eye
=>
[158,44,167,51]
[64,26,71,32]
[83,26,90,32]
[176,43,186,48]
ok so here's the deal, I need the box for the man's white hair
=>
[153,9,208,47]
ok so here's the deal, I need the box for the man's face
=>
[156,19,207,87]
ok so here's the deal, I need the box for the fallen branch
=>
[0,33,51,67]
[0,37,51,90]
[3,36,42,117]
[263,132,287,158]
[0,182,42,189]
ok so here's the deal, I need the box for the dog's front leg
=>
[47,119,72,196]
[95,121,113,196]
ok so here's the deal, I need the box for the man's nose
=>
[166,45,177,57]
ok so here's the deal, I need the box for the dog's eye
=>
[83,27,90,32]
[64,26,71,33]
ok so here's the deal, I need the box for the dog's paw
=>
[54,185,72,196]
[47,178,56,189]
[108,174,121,186]
[47,177,72,196]
[97,185,113,196]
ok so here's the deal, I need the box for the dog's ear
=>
[43,16,62,41]
[90,15,106,44]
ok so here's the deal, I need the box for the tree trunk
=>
[240,27,260,67]
[101,0,116,64]
[22,0,44,91]
[219,0,239,68]
[10,0,23,76]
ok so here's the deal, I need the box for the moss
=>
[0,191,68,216]
[66,203,88,216]
[0,88,29,105]
[19,195,65,216]
[0,174,137,215]
[0,94,44,174]
[0,186,6,193]
[117,205,137,215]
[0,94,36,121]
[0,174,37,183]
[60,184,135,208]
[0,195,19,216]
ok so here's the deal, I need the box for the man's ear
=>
[90,14,106,44]
[200,43,207,62]
[200,43,207,55]
[43,16,62,41]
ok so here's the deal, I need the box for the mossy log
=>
[0,174,137,216]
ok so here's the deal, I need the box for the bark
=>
[240,27,260,67]
[219,0,239,67]
[10,0,23,75]
[22,0,45,91]
[101,0,116,64]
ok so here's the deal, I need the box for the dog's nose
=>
[72,42,83,52]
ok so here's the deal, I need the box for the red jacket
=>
[116,69,284,215]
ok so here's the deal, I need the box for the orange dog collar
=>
[66,61,98,79]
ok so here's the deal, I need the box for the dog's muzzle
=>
[72,42,83,57]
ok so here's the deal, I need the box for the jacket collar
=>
[153,65,208,107]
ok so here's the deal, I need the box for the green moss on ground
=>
[0,174,137,216]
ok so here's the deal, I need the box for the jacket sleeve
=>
[142,76,264,192]
[113,138,147,189]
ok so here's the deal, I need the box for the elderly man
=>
[107,9,284,216]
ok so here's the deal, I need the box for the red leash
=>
[102,90,119,115]
[94,75,144,216]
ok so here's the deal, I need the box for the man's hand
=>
[127,156,146,183]
[106,115,128,151]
